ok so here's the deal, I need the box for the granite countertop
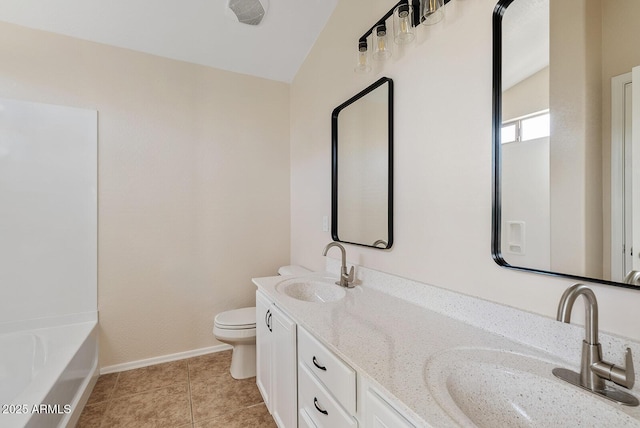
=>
[253,270,640,427]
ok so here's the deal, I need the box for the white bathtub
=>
[0,321,98,428]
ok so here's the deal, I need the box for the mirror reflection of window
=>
[501,111,551,270]
[495,0,640,288]
[501,123,517,144]
[501,111,550,144]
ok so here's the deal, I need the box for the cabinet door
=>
[365,389,415,428]
[271,304,298,428]
[256,291,272,411]
[299,409,318,428]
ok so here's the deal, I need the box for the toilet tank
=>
[278,265,311,276]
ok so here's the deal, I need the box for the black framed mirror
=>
[492,0,640,289]
[331,77,393,249]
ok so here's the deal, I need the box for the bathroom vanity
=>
[253,262,640,427]
[255,286,415,428]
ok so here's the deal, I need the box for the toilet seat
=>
[213,325,256,341]
[214,307,256,330]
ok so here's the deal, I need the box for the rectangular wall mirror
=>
[492,0,640,289]
[331,77,393,249]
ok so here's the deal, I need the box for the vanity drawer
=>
[298,326,356,414]
[298,362,358,428]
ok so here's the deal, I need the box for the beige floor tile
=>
[190,374,263,422]
[77,401,109,428]
[112,360,188,398]
[77,351,275,427]
[101,383,191,428]
[86,373,119,405]
[187,350,232,382]
[193,403,275,428]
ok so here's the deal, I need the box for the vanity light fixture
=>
[355,0,451,73]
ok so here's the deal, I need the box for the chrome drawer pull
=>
[313,397,328,415]
[312,356,327,371]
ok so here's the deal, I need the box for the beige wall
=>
[502,67,549,121]
[291,0,640,342]
[549,0,603,278]
[0,22,291,367]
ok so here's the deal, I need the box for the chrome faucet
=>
[322,242,355,288]
[553,283,638,406]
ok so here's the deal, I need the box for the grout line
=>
[94,372,119,428]
[108,372,120,402]
[246,401,267,409]
[187,359,195,426]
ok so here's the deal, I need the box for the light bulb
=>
[354,41,371,73]
[394,3,415,45]
[373,24,392,60]
[378,37,386,51]
[421,0,444,26]
[400,18,409,34]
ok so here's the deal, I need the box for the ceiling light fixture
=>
[228,0,269,26]
[355,0,450,73]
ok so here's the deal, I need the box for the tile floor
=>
[77,350,277,428]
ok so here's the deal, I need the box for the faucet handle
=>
[611,348,635,389]
[593,348,635,389]
[347,266,355,282]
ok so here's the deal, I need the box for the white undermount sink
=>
[276,277,346,303]
[424,348,640,427]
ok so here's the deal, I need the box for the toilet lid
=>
[215,307,256,328]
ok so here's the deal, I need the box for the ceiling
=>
[0,0,338,83]
[501,0,549,90]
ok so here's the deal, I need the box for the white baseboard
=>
[99,344,233,375]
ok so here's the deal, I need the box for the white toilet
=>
[214,307,257,379]
[213,265,311,379]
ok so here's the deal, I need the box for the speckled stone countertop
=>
[252,264,640,427]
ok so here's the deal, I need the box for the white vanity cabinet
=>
[297,325,357,427]
[256,291,297,428]
[297,325,417,428]
[256,288,418,428]
[362,386,416,428]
